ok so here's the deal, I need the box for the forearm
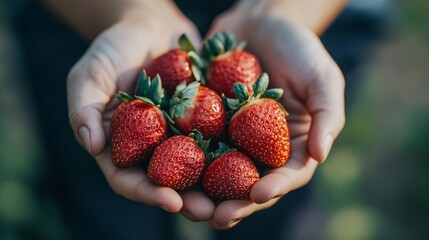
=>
[42,0,183,40]
[268,0,348,35]
[234,0,349,36]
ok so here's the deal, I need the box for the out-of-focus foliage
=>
[0,0,428,239]
[318,1,429,239]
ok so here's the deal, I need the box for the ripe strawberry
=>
[147,131,210,190]
[170,81,226,141]
[203,32,262,98]
[111,72,169,168]
[145,34,203,95]
[225,73,291,168]
[203,144,260,200]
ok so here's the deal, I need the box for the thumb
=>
[67,60,114,156]
[307,60,346,162]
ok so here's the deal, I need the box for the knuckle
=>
[108,172,126,197]
[66,63,82,86]
[68,109,82,129]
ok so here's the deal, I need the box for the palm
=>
[203,16,345,228]
[67,17,203,212]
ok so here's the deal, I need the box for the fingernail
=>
[181,209,197,219]
[321,134,333,163]
[227,218,242,226]
[78,126,92,154]
[158,205,169,212]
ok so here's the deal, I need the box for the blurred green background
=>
[1,1,429,239]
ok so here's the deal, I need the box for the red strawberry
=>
[111,72,169,168]
[203,32,262,98]
[146,34,203,95]
[203,144,260,200]
[170,81,226,140]
[146,49,194,95]
[147,131,209,190]
[225,73,291,168]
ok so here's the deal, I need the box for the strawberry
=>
[111,71,170,168]
[147,131,210,190]
[224,73,291,168]
[203,32,262,98]
[203,143,260,200]
[170,81,226,141]
[145,34,204,95]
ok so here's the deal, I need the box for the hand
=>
[202,5,345,229]
[66,2,213,215]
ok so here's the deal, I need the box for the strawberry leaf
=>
[135,96,155,106]
[232,83,250,103]
[189,130,211,155]
[208,38,225,57]
[206,142,235,164]
[116,91,133,102]
[261,88,284,100]
[149,74,163,106]
[253,73,269,98]
[236,41,247,51]
[188,51,207,84]
[170,81,200,118]
[168,122,183,136]
[222,32,237,51]
[135,70,150,97]
[178,33,196,52]
[160,90,170,111]
[222,95,240,111]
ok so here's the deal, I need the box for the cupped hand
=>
[66,4,217,216]
[204,8,345,229]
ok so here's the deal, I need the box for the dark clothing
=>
[11,0,388,239]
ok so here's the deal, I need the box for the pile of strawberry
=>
[110,32,291,201]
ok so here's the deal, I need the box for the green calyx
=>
[170,81,200,119]
[116,70,169,107]
[222,73,287,119]
[178,33,196,53]
[133,70,176,128]
[178,33,206,84]
[188,129,211,156]
[116,91,134,102]
[134,70,170,109]
[206,142,235,164]
[202,32,246,61]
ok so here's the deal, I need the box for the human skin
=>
[187,0,347,229]
[44,0,347,230]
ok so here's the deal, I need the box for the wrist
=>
[229,0,348,37]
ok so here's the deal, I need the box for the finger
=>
[204,12,245,42]
[207,218,242,230]
[180,191,215,221]
[207,198,279,229]
[67,58,116,155]
[95,150,183,212]
[307,60,345,162]
[250,135,318,203]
